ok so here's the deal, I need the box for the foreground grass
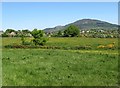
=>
[2,49,118,86]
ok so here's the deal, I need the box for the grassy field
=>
[2,37,118,49]
[1,37,119,86]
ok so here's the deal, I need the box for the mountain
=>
[44,26,64,33]
[44,19,118,33]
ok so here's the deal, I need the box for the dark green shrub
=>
[64,25,80,37]
[4,45,13,48]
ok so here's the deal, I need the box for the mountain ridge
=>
[44,19,118,33]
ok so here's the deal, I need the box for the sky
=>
[2,2,118,31]
[2,0,120,2]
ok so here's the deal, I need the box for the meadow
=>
[1,37,119,86]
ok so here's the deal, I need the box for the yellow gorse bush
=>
[97,42,115,49]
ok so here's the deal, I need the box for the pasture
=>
[1,37,119,86]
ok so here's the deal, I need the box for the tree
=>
[21,29,31,37]
[2,33,8,37]
[31,29,47,46]
[64,25,80,37]
[57,30,62,37]
[22,29,30,34]
[5,29,15,33]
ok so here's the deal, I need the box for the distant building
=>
[26,33,32,37]
[99,30,104,32]
[86,31,90,33]
[45,32,53,37]
[8,32,16,37]
[0,31,3,36]
[81,31,85,33]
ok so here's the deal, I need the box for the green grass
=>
[2,37,118,49]
[2,49,118,86]
[47,37,118,47]
[1,37,119,86]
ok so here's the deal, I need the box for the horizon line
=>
[2,18,118,31]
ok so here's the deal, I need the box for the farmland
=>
[1,37,119,86]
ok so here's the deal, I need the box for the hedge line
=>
[4,44,118,50]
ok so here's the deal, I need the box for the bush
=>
[31,29,48,46]
[4,45,13,48]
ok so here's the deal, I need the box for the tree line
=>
[1,24,119,38]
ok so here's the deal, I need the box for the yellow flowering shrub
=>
[106,44,114,49]
[97,45,105,49]
[97,42,115,49]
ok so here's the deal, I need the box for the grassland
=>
[1,37,119,86]
[2,37,118,49]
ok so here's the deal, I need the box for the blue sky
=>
[2,2,118,30]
